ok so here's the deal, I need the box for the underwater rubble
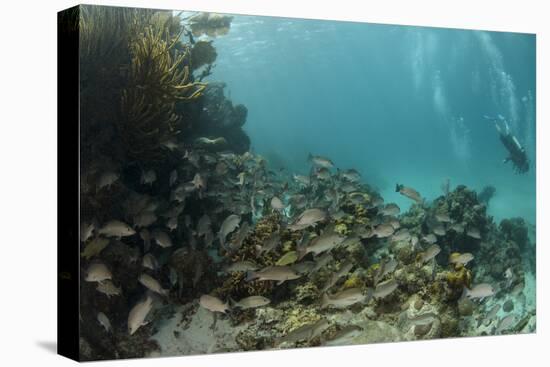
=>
[77,7,536,360]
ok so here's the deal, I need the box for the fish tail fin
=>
[320,293,329,308]
[365,287,374,303]
[395,184,402,192]
[296,246,307,261]
[245,271,258,282]
[460,286,469,300]
[228,297,238,308]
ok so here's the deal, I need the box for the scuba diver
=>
[484,115,529,174]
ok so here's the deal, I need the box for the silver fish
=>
[380,203,400,216]
[142,253,158,270]
[228,221,250,252]
[169,169,178,187]
[312,253,334,272]
[466,227,482,239]
[484,304,501,325]
[340,183,358,193]
[133,211,157,228]
[340,235,361,248]
[170,185,187,203]
[465,283,495,299]
[322,260,354,292]
[141,170,157,186]
[432,223,446,236]
[231,295,271,309]
[373,223,395,238]
[168,267,178,287]
[215,161,228,176]
[407,312,439,326]
[330,209,347,221]
[308,154,334,168]
[449,252,474,266]
[139,274,168,296]
[504,267,513,280]
[258,231,281,255]
[293,174,311,187]
[196,214,212,237]
[387,218,401,230]
[288,208,327,231]
[98,220,136,238]
[97,171,119,191]
[324,325,363,346]
[421,244,441,264]
[128,295,153,335]
[410,235,419,250]
[161,138,179,151]
[321,288,368,308]
[183,150,201,168]
[423,233,437,244]
[97,312,111,332]
[450,222,465,233]
[348,192,367,205]
[496,314,516,333]
[340,169,361,182]
[504,267,514,288]
[85,263,112,282]
[96,280,121,297]
[435,212,452,223]
[199,294,229,314]
[511,282,524,296]
[373,278,398,299]
[371,196,384,207]
[223,260,259,273]
[195,136,227,147]
[289,194,307,209]
[140,229,151,252]
[166,216,178,231]
[246,266,301,284]
[276,318,329,346]
[81,237,110,260]
[291,261,316,274]
[161,203,184,219]
[270,196,285,211]
[191,173,207,191]
[218,214,241,247]
[152,230,173,248]
[301,232,345,257]
[378,259,398,280]
[80,221,95,242]
[392,228,411,242]
[396,184,422,203]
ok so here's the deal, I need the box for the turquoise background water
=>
[206,15,536,224]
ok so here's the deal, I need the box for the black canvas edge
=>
[57,4,81,362]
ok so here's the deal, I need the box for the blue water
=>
[206,15,536,224]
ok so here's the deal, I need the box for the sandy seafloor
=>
[148,306,245,357]
[148,270,536,357]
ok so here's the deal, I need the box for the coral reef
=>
[194,83,250,153]
[478,185,496,206]
[75,7,535,360]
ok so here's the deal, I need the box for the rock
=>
[503,300,514,312]
[414,322,433,337]
[458,297,474,316]
[353,320,405,344]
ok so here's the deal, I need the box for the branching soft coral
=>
[116,11,207,162]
